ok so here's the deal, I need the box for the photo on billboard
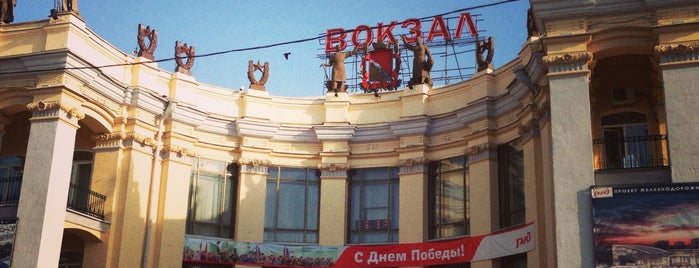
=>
[591,182,699,267]
[0,218,16,268]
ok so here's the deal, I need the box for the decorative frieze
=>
[398,157,425,174]
[162,144,196,158]
[26,100,85,120]
[124,132,156,148]
[239,158,271,174]
[543,52,592,74]
[317,163,349,178]
[93,132,126,149]
[466,142,497,163]
[655,42,699,63]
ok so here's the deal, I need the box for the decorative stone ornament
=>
[137,24,158,60]
[174,41,195,75]
[247,60,269,91]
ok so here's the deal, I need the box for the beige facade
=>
[0,1,698,267]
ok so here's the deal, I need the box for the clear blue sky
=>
[13,0,530,97]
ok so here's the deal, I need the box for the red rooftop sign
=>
[325,13,478,52]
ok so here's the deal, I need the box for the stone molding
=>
[543,52,592,74]
[239,158,272,174]
[518,101,549,140]
[466,142,498,163]
[655,42,699,63]
[161,144,196,158]
[317,163,349,171]
[93,131,159,152]
[317,163,349,178]
[398,157,426,174]
[26,101,85,120]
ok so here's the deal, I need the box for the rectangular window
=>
[187,158,236,238]
[500,252,527,268]
[348,167,399,244]
[264,167,320,243]
[429,156,469,239]
[498,140,525,228]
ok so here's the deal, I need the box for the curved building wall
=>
[2,1,698,267]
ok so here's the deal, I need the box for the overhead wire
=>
[0,0,519,76]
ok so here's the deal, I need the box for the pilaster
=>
[466,142,498,268]
[13,99,84,268]
[236,158,271,243]
[314,124,354,246]
[543,41,595,267]
[654,36,699,182]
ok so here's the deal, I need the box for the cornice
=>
[543,52,592,67]
[466,142,498,163]
[397,157,426,174]
[239,157,272,174]
[26,100,85,120]
[655,41,699,64]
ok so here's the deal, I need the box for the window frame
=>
[428,155,470,240]
[186,158,237,239]
[347,167,400,244]
[498,139,525,228]
[264,167,320,244]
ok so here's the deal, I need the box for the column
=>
[314,125,355,245]
[397,157,427,243]
[149,145,196,268]
[84,132,128,268]
[110,132,157,267]
[520,101,556,268]
[544,48,595,267]
[13,100,83,267]
[466,143,498,268]
[236,158,271,243]
[317,163,349,245]
[655,39,699,181]
[389,117,430,243]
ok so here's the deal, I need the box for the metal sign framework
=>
[318,14,483,94]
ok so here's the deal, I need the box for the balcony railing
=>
[593,135,669,170]
[67,183,107,220]
[0,178,106,220]
[0,176,22,204]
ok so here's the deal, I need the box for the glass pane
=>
[264,180,277,228]
[222,177,233,225]
[193,224,220,237]
[199,158,226,172]
[187,173,196,221]
[307,183,319,229]
[280,167,307,180]
[349,182,361,225]
[278,182,306,229]
[363,182,388,209]
[440,156,465,172]
[276,230,305,243]
[441,171,465,224]
[306,232,318,243]
[264,230,275,242]
[268,167,278,179]
[195,173,223,223]
[362,168,387,181]
[391,180,400,229]
[364,231,387,243]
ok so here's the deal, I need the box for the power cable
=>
[0,0,520,76]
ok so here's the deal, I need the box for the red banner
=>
[333,222,535,267]
[183,222,535,267]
